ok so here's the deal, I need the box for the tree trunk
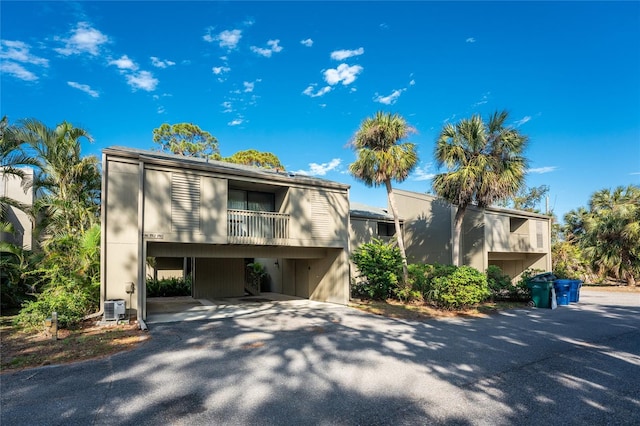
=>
[452,206,467,267]
[385,180,409,283]
[625,270,636,287]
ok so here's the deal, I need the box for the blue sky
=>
[2,1,639,221]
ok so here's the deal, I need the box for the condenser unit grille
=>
[104,300,126,321]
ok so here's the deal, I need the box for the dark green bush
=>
[485,265,529,301]
[408,263,457,301]
[16,266,98,329]
[146,275,192,297]
[512,269,547,301]
[351,239,403,300]
[0,250,36,312]
[430,265,490,309]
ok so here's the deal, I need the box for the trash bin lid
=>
[530,272,556,282]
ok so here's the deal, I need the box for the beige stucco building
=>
[348,190,552,283]
[0,168,34,250]
[393,189,552,281]
[101,147,351,321]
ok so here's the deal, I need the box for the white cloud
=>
[215,29,242,49]
[109,55,138,71]
[54,22,109,56]
[294,158,342,176]
[126,70,158,91]
[157,106,166,114]
[302,85,332,97]
[324,63,363,85]
[268,39,283,53]
[0,40,49,66]
[373,89,405,105]
[67,81,99,97]
[243,81,254,92]
[514,116,532,126]
[212,66,231,75]
[0,62,38,81]
[0,39,47,81]
[413,164,435,181]
[300,38,313,47]
[228,118,244,126]
[251,46,271,57]
[150,56,175,68]
[250,39,283,57]
[330,48,364,60]
[409,79,416,86]
[528,166,557,174]
[472,92,490,107]
[466,37,476,43]
[202,27,215,43]
[108,56,159,93]
[221,101,233,113]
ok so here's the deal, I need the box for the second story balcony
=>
[227,209,290,244]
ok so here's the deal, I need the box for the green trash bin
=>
[527,281,553,308]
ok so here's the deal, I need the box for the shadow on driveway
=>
[2,290,639,425]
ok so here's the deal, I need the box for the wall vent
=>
[171,173,201,231]
[536,221,544,249]
[311,191,331,238]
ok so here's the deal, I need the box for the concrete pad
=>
[146,293,325,324]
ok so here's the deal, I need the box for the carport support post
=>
[137,160,146,323]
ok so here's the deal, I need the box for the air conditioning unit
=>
[104,299,126,321]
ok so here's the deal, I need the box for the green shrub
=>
[407,263,431,298]
[408,263,458,301]
[430,266,490,309]
[16,268,98,330]
[146,276,192,297]
[0,249,36,312]
[485,265,528,301]
[351,239,403,300]
[552,241,591,280]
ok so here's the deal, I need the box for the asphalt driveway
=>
[2,290,639,425]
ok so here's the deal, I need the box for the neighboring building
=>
[349,202,400,247]
[101,147,351,321]
[0,168,34,250]
[393,189,552,281]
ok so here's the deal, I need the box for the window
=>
[509,217,528,233]
[377,222,395,237]
[228,189,275,212]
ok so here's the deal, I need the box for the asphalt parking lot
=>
[2,289,639,425]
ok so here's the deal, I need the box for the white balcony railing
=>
[227,209,289,242]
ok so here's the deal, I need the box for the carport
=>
[143,241,346,320]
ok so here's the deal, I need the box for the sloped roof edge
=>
[103,146,350,191]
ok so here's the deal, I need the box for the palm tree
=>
[12,119,100,239]
[581,185,639,286]
[349,111,418,281]
[1,116,38,177]
[433,110,528,266]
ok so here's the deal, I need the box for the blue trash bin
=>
[554,280,571,306]
[569,280,582,303]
